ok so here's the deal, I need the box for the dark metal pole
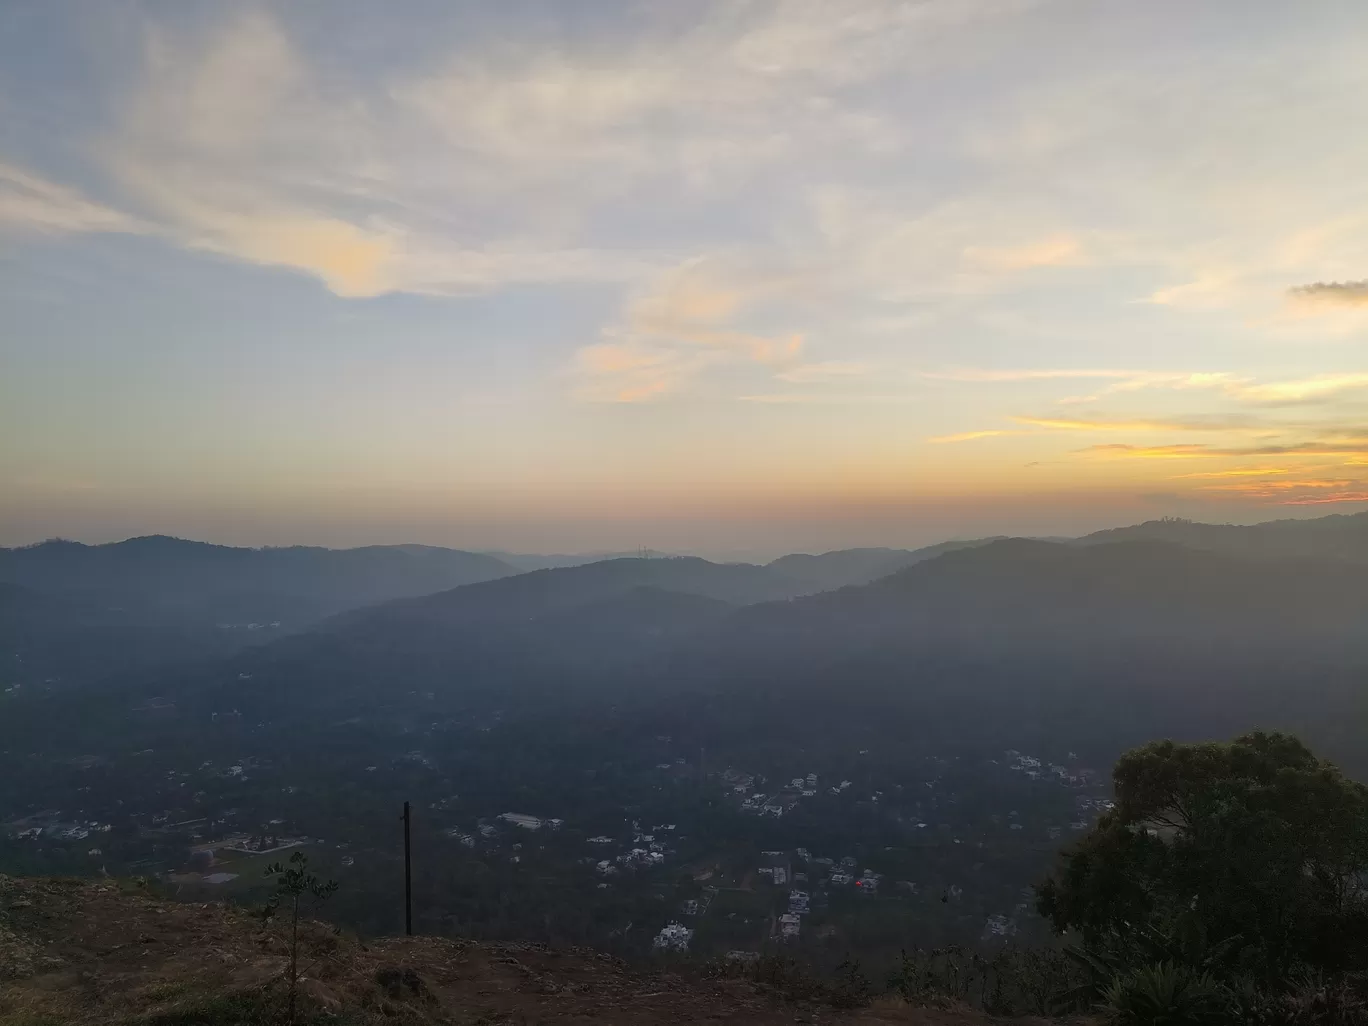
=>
[402,800,413,936]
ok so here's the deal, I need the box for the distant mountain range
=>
[0,536,515,688]
[10,511,1364,772]
[1077,511,1368,562]
[0,536,517,622]
[766,540,1004,591]
[8,511,1368,721]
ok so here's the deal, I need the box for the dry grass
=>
[1,874,1075,1025]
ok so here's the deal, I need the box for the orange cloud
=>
[215,214,397,297]
[929,429,1028,443]
[1280,492,1368,505]
[1199,478,1353,493]
[1174,467,1290,478]
[964,235,1083,272]
[1014,416,1242,433]
[1084,444,1214,458]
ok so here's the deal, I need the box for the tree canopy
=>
[1038,731,1368,980]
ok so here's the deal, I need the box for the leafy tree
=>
[1038,731,1368,982]
[264,851,339,1025]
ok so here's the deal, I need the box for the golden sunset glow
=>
[3,2,1368,554]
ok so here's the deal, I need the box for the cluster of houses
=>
[443,812,566,850]
[211,832,309,856]
[778,886,812,939]
[5,813,112,842]
[753,849,889,942]
[727,768,851,818]
[497,812,563,831]
[594,821,675,876]
[758,849,884,918]
[1004,750,1094,787]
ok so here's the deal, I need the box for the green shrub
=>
[1100,961,1230,1025]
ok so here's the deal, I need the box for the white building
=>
[498,813,542,830]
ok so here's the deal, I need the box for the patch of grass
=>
[127,992,279,1026]
[127,990,361,1026]
[140,981,192,1003]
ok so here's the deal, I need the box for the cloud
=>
[776,361,868,383]
[88,4,1031,301]
[574,255,809,401]
[622,259,806,364]
[1012,415,1248,433]
[1278,492,1368,505]
[963,234,1083,272]
[96,11,708,297]
[1144,274,1240,309]
[923,368,1137,383]
[738,393,826,404]
[1084,444,1215,459]
[1089,441,1368,460]
[1174,467,1290,479]
[1287,279,1368,309]
[924,368,1245,395]
[1221,442,1368,457]
[929,429,1028,443]
[929,367,1368,411]
[1200,478,1353,493]
[574,343,723,403]
[1194,476,1368,507]
[1233,372,1368,405]
[0,162,142,235]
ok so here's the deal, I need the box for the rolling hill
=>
[0,536,518,625]
[766,540,1004,592]
[1077,510,1368,563]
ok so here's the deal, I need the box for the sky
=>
[3,0,1368,558]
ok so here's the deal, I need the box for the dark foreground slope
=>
[0,876,1054,1026]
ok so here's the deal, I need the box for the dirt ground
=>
[0,875,1068,1025]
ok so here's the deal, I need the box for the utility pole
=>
[402,800,413,936]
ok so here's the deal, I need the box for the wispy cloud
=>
[573,256,808,401]
[929,429,1029,443]
[574,343,721,403]
[1174,467,1290,479]
[80,3,1030,301]
[0,162,142,235]
[1287,279,1368,309]
[1279,492,1368,505]
[923,368,1137,383]
[1234,372,1368,405]
[931,367,1368,409]
[1144,274,1240,309]
[776,361,868,384]
[1084,444,1215,459]
[1013,415,1251,433]
[1200,478,1353,493]
[1088,441,1368,460]
[963,234,1083,272]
